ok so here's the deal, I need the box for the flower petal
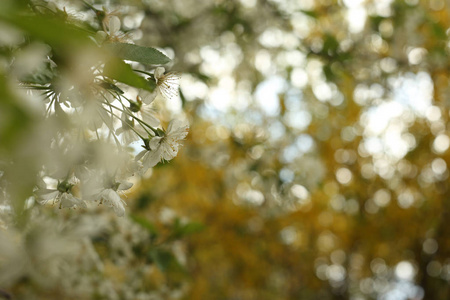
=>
[109,16,121,35]
[135,150,147,161]
[143,147,162,170]
[154,67,165,80]
[60,193,86,209]
[37,190,59,201]
[118,181,133,190]
[149,136,163,150]
[102,189,126,217]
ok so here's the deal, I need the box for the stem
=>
[133,69,154,78]
[32,4,58,15]
[98,106,122,149]
[45,95,56,117]
[94,123,101,140]
[82,0,99,13]
[99,104,146,141]
[20,85,51,90]
[102,99,157,135]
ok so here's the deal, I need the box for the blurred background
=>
[2,0,450,299]
[128,0,450,299]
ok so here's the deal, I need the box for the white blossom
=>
[137,120,189,172]
[90,180,132,217]
[154,67,181,100]
[36,179,86,209]
[134,94,160,133]
[95,189,126,217]
[96,15,127,43]
[116,113,140,145]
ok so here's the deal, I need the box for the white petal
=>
[95,31,107,43]
[171,129,188,141]
[140,106,160,127]
[135,150,147,161]
[121,130,139,145]
[143,147,162,170]
[102,189,126,217]
[106,189,120,204]
[60,193,86,209]
[149,136,163,150]
[161,141,178,160]
[166,119,178,133]
[84,188,104,201]
[154,67,165,80]
[109,16,121,35]
[113,201,126,217]
[38,190,59,201]
[36,177,47,190]
[167,119,189,137]
[118,181,133,190]
[138,91,156,105]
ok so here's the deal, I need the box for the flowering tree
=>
[2,0,450,299]
[1,1,189,215]
[0,0,190,298]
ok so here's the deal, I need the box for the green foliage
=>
[171,219,205,239]
[103,58,156,92]
[0,77,32,149]
[1,13,91,48]
[104,43,171,65]
[130,214,158,236]
[148,249,181,272]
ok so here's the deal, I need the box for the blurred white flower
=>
[106,16,121,37]
[36,179,86,209]
[60,192,87,209]
[0,216,101,289]
[38,190,86,209]
[94,189,127,217]
[135,95,160,128]
[131,94,160,137]
[154,67,181,100]
[90,180,132,217]
[96,15,127,43]
[137,120,189,172]
[116,112,140,145]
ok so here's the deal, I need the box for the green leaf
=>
[104,43,171,65]
[134,193,156,210]
[172,219,205,238]
[103,59,156,92]
[430,21,446,39]
[130,215,158,235]
[300,10,318,19]
[0,14,91,48]
[323,33,339,55]
[148,249,176,272]
[99,81,124,94]
[323,64,334,81]
[0,76,32,149]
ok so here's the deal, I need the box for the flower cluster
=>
[32,62,187,216]
[0,1,192,299]
[137,119,189,172]
[0,1,188,217]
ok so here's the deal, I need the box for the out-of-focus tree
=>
[128,0,450,299]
